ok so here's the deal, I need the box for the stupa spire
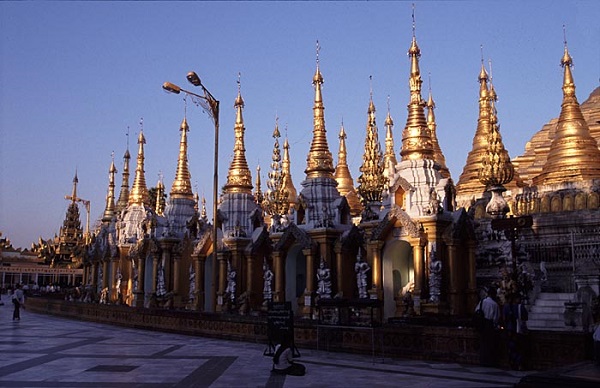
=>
[383,96,398,178]
[254,164,264,205]
[282,130,298,209]
[455,51,493,200]
[129,119,150,206]
[155,172,166,216]
[533,33,600,185]
[264,117,289,218]
[102,153,117,223]
[305,40,335,179]
[116,128,131,212]
[400,6,434,161]
[335,121,362,216]
[358,79,386,206]
[224,73,253,194]
[426,77,450,178]
[170,111,194,199]
[478,66,515,190]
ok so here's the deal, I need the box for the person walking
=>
[476,287,500,367]
[12,284,25,320]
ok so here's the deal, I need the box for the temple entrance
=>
[285,244,306,314]
[382,240,413,320]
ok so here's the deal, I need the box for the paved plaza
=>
[0,303,531,387]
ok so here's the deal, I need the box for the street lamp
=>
[163,73,220,311]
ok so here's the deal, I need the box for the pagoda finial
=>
[129,118,150,206]
[306,41,335,179]
[116,129,131,212]
[400,4,433,162]
[155,171,166,216]
[224,76,253,194]
[383,96,397,183]
[282,127,297,209]
[358,85,386,207]
[254,164,264,206]
[532,37,600,185]
[334,121,362,216]
[264,117,289,219]
[170,112,193,199]
[426,75,449,178]
[102,154,118,223]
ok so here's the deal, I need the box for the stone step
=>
[529,312,563,321]
[535,292,573,301]
[530,306,564,314]
[533,300,568,308]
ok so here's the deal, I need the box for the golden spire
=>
[129,119,151,206]
[335,122,362,216]
[533,34,600,185]
[102,153,117,222]
[194,189,199,212]
[383,96,397,177]
[305,40,335,179]
[426,78,450,178]
[456,54,492,198]
[400,7,434,161]
[70,170,78,205]
[478,68,515,189]
[254,164,264,205]
[170,115,194,200]
[155,172,166,216]
[224,73,253,194]
[358,80,386,205]
[116,128,131,212]
[264,117,289,217]
[282,132,298,208]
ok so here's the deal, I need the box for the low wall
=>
[26,298,592,370]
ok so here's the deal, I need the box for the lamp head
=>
[162,82,181,94]
[187,71,202,87]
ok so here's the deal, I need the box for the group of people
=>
[475,287,529,370]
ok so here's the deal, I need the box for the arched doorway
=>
[285,244,306,314]
[382,240,413,320]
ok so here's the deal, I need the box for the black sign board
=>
[264,301,299,357]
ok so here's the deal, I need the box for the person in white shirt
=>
[272,334,306,376]
[12,284,25,321]
[476,287,500,366]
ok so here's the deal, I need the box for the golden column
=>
[217,252,227,308]
[411,238,425,301]
[273,251,283,302]
[334,245,343,296]
[447,244,459,314]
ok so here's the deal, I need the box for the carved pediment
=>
[371,205,420,240]
[274,223,313,251]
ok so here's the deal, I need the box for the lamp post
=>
[163,73,219,311]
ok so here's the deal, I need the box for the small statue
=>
[99,287,109,304]
[428,244,442,303]
[355,252,370,299]
[238,291,249,315]
[156,262,167,297]
[316,257,332,299]
[225,260,237,303]
[263,259,274,304]
[188,263,196,302]
[115,268,123,304]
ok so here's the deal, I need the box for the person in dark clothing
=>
[272,334,306,376]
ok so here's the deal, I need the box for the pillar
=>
[151,256,158,293]
[334,245,343,297]
[467,241,478,310]
[217,252,227,309]
[447,244,459,315]
[273,251,283,302]
[411,239,425,300]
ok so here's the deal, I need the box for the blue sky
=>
[1,1,599,249]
